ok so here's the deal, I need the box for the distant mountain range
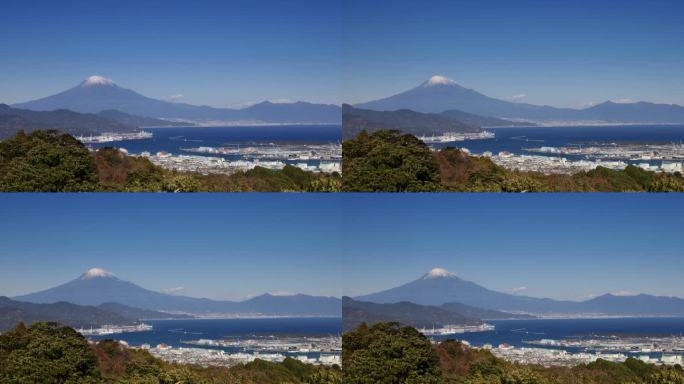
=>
[438,302,536,321]
[12,76,341,124]
[0,104,132,139]
[343,104,478,140]
[342,297,531,332]
[0,104,193,139]
[0,297,128,330]
[343,297,479,332]
[440,109,533,128]
[0,297,192,331]
[356,268,684,317]
[342,104,529,139]
[96,302,194,321]
[14,268,341,317]
[97,109,191,128]
[355,75,684,124]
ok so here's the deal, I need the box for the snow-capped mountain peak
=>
[81,75,114,87]
[81,268,115,279]
[424,75,456,87]
[422,267,457,279]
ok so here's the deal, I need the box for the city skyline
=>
[343,0,684,107]
[342,194,684,300]
[0,0,341,107]
[0,194,343,300]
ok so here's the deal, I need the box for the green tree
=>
[342,130,442,192]
[343,322,443,384]
[309,369,343,384]
[0,130,99,191]
[647,369,684,384]
[0,322,101,384]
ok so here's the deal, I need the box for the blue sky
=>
[0,0,341,107]
[342,194,684,301]
[343,0,684,107]
[0,194,342,300]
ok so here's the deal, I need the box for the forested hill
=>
[342,297,481,331]
[342,104,480,139]
[0,104,133,139]
[0,297,134,330]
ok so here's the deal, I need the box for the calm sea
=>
[434,317,684,353]
[90,317,341,356]
[432,124,684,163]
[88,125,341,159]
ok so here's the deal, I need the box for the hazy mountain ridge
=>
[342,297,480,332]
[0,296,135,331]
[356,268,684,317]
[13,76,341,124]
[97,109,191,128]
[438,302,536,320]
[0,104,133,139]
[14,269,341,317]
[0,296,199,331]
[355,76,684,124]
[342,104,480,139]
[96,302,194,320]
[440,109,535,127]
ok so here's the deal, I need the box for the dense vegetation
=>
[0,322,341,383]
[343,322,684,384]
[342,130,684,192]
[0,130,341,192]
[343,322,443,384]
[342,130,441,191]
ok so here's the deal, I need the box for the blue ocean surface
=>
[432,125,684,163]
[434,317,684,353]
[90,317,341,356]
[89,125,341,159]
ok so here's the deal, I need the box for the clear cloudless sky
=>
[343,0,684,107]
[0,0,341,107]
[0,194,342,300]
[342,194,684,301]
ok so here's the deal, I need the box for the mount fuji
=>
[355,268,684,317]
[355,76,684,124]
[14,268,341,317]
[13,76,341,124]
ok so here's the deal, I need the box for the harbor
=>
[75,131,153,144]
[76,323,152,336]
[140,151,341,175]
[426,125,684,175]
[428,318,684,367]
[84,317,342,368]
[83,125,342,175]
[418,130,495,144]
[418,323,495,336]
[94,334,342,368]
